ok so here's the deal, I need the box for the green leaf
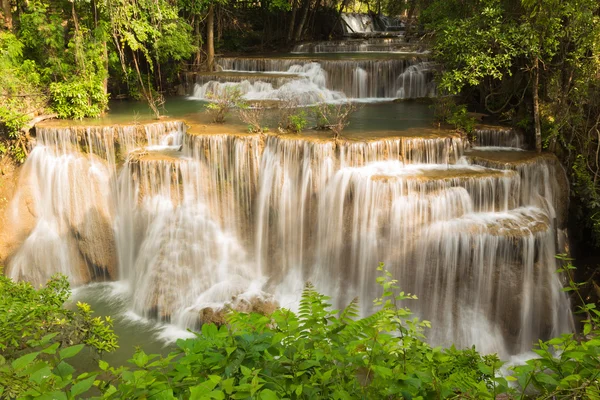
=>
[59,344,84,360]
[71,375,96,396]
[190,379,220,399]
[535,372,559,386]
[260,389,279,400]
[55,361,76,378]
[99,360,109,371]
[12,351,40,370]
[42,342,60,355]
[221,378,235,394]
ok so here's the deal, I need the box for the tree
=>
[106,0,196,116]
[1,0,12,29]
[425,0,600,243]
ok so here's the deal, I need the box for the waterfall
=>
[396,62,437,99]
[191,63,346,105]
[292,38,417,54]
[202,57,434,99]
[473,127,526,149]
[3,122,186,288]
[2,120,572,357]
[342,13,376,34]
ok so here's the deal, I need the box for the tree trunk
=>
[533,56,542,152]
[1,0,12,30]
[207,3,215,72]
[303,0,321,39]
[293,0,310,42]
[287,0,298,43]
[329,0,350,37]
[194,16,202,67]
[404,0,417,38]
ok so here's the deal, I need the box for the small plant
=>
[206,86,247,123]
[433,97,476,134]
[447,104,476,134]
[275,96,306,133]
[238,102,267,133]
[312,100,358,140]
[286,111,308,133]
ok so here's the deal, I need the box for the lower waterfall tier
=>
[0,121,573,357]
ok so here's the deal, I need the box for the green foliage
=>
[206,87,247,123]
[0,273,117,399]
[0,32,46,163]
[286,111,308,133]
[0,273,118,360]
[3,264,600,399]
[433,97,476,134]
[447,104,476,134]
[426,0,523,95]
[50,78,109,120]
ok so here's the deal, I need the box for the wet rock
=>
[198,295,279,326]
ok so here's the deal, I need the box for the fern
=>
[339,297,359,325]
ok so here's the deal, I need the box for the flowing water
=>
[2,115,573,358]
[1,27,574,360]
[190,54,435,102]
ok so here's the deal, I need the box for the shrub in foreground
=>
[1,264,600,399]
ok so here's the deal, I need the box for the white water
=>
[342,13,376,33]
[3,121,573,358]
[191,63,346,105]
[195,58,435,100]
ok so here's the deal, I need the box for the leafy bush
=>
[3,263,600,399]
[433,97,476,134]
[286,111,308,133]
[447,104,476,134]
[0,273,117,399]
[49,77,109,120]
[0,32,47,163]
[0,274,118,360]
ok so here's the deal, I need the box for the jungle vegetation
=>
[1,265,599,399]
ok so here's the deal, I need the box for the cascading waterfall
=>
[340,13,404,35]
[3,122,186,288]
[396,62,437,99]
[191,57,434,100]
[342,13,376,33]
[2,119,573,358]
[473,127,526,149]
[292,38,420,53]
[191,63,346,105]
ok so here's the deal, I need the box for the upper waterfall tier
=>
[2,120,572,357]
[292,38,424,54]
[341,13,404,35]
[204,56,436,100]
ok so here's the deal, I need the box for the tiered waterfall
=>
[2,120,572,357]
